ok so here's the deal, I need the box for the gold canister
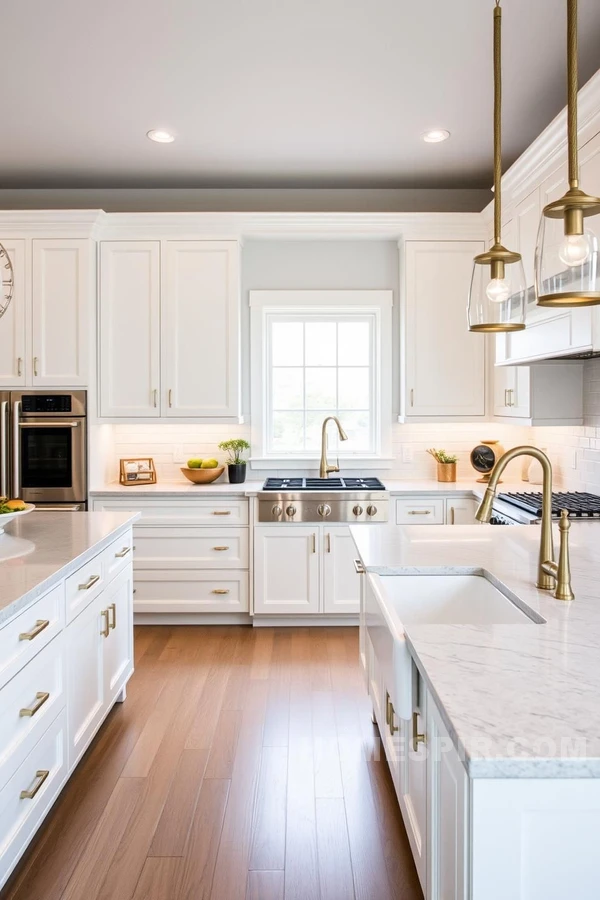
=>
[437,462,457,483]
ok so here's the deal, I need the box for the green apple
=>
[201,458,219,469]
[187,458,203,469]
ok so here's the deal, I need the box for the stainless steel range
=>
[491,490,600,524]
[258,477,389,523]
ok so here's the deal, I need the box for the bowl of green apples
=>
[180,458,225,484]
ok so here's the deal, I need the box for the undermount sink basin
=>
[377,573,542,626]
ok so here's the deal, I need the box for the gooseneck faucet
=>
[476,446,574,601]
[319,416,348,479]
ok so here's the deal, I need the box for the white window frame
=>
[249,290,393,469]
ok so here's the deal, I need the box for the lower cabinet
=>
[253,524,360,616]
[445,498,478,525]
[67,592,105,768]
[102,567,134,701]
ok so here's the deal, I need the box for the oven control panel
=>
[22,394,73,413]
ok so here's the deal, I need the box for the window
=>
[250,290,392,466]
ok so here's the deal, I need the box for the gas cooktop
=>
[498,491,600,518]
[262,477,386,491]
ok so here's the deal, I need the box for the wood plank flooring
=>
[1,626,422,900]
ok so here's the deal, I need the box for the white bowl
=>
[0,504,35,534]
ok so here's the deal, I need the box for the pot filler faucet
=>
[320,416,348,479]
[476,446,574,601]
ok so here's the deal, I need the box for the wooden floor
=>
[2,626,422,900]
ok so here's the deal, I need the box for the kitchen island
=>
[0,510,139,890]
[351,520,600,900]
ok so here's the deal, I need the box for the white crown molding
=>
[0,208,104,237]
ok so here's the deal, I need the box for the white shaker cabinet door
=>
[398,668,428,894]
[322,526,361,614]
[253,525,320,615]
[0,239,26,386]
[102,566,133,705]
[99,241,161,417]
[162,241,240,418]
[31,240,91,386]
[66,593,105,769]
[405,241,485,418]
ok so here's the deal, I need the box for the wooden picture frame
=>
[119,457,157,486]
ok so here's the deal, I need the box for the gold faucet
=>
[319,416,348,478]
[475,446,574,601]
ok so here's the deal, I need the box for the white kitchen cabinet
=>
[0,239,26,386]
[99,241,161,417]
[427,700,469,900]
[396,496,445,524]
[163,241,240,418]
[493,360,583,424]
[514,188,541,290]
[102,566,133,704]
[322,527,361,614]
[445,498,478,525]
[253,525,320,615]
[398,666,428,892]
[66,590,105,769]
[31,240,91,386]
[403,241,486,419]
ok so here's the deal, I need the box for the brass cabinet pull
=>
[508,388,515,407]
[108,603,117,630]
[450,506,455,525]
[101,609,110,638]
[115,546,131,558]
[78,574,100,591]
[504,388,509,407]
[19,620,49,642]
[153,389,158,408]
[412,711,426,752]
[212,588,230,595]
[213,546,229,551]
[20,769,49,800]
[20,691,50,718]
[33,357,39,377]
[410,388,414,407]
[212,510,231,516]
[17,357,22,377]
[385,691,391,725]
[408,510,431,516]
[168,389,173,408]
[326,533,331,553]
[312,533,316,553]
[353,558,365,574]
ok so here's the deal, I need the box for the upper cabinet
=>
[403,241,486,420]
[99,239,241,421]
[514,188,541,290]
[0,237,92,388]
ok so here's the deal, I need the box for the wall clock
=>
[0,243,14,319]
[470,440,504,483]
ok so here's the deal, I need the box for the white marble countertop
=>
[351,521,600,778]
[0,511,139,626]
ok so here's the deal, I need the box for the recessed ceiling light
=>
[421,129,450,144]
[146,129,175,144]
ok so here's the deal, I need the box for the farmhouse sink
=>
[365,573,543,721]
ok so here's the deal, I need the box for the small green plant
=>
[426,448,458,464]
[218,438,250,465]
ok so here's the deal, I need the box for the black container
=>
[227,463,247,484]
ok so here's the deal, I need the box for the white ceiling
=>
[2,0,600,190]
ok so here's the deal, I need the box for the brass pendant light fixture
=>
[468,1,526,333]
[536,0,600,307]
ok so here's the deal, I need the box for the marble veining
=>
[351,521,600,778]
[0,511,139,625]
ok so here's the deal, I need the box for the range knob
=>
[317,503,332,518]
[286,505,297,517]
[271,505,282,517]
[366,505,378,517]
[353,505,364,517]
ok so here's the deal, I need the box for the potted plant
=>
[218,438,250,484]
[427,448,458,483]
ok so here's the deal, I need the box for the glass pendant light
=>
[536,0,600,307]
[468,1,526,333]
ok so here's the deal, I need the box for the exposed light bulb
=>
[485,278,510,304]
[558,233,592,268]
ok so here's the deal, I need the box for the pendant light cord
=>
[567,0,579,189]
[493,1,502,245]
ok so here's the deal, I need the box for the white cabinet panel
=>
[66,593,104,769]
[102,567,133,704]
[163,241,240,418]
[396,496,445,524]
[399,668,427,892]
[133,526,248,569]
[32,240,91,386]
[322,527,361,614]
[445,498,478,525]
[133,570,249,614]
[405,242,485,418]
[0,239,26,386]
[92,497,248,525]
[254,525,319,614]
[99,241,160,417]
[0,582,65,691]
[514,188,541,290]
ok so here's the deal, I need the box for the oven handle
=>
[19,421,80,428]
[12,400,21,498]
[0,401,8,497]
[36,505,84,511]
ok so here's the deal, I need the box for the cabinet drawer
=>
[65,551,105,624]
[93,498,248,525]
[0,633,66,792]
[104,530,134,583]
[0,583,65,691]
[133,526,249,569]
[133,570,249,614]
[0,708,68,890]
[395,497,445,524]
